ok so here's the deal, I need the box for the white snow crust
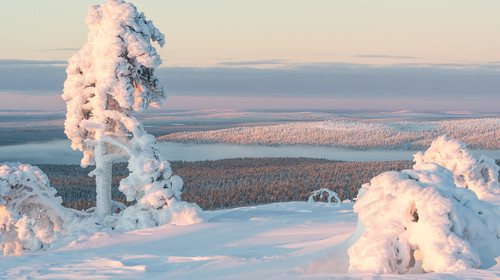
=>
[1,201,500,279]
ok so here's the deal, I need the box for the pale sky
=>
[0,0,499,111]
[1,0,499,67]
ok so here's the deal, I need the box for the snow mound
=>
[115,199,205,231]
[348,147,500,273]
[0,163,67,256]
[414,135,500,198]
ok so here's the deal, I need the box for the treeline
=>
[158,118,500,150]
[38,158,500,211]
[37,158,412,211]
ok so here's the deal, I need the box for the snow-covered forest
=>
[159,118,500,150]
[39,158,413,210]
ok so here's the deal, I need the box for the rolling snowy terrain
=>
[1,200,500,279]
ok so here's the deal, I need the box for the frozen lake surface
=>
[0,140,499,164]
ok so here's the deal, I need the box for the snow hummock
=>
[348,136,500,274]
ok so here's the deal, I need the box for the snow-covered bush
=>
[308,188,342,205]
[115,199,205,231]
[0,163,66,256]
[62,0,203,227]
[414,135,500,198]
[348,138,500,274]
[114,135,205,230]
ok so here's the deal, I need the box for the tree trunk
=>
[94,141,112,220]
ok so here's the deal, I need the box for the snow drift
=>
[348,136,500,274]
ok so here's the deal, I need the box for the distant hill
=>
[159,118,500,150]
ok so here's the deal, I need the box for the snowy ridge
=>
[159,118,500,150]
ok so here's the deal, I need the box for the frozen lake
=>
[0,140,499,164]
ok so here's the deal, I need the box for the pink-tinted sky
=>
[0,0,499,112]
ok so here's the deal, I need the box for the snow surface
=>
[1,201,500,279]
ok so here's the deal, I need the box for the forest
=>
[159,118,500,150]
[38,158,500,211]
[37,158,412,211]
[36,157,500,211]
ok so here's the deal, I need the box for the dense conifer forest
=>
[160,118,500,150]
[38,158,500,211]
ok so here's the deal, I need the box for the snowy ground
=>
[2,200,500,279]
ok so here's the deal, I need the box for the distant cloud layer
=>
[1,60,499,111]
[216,59,288,67]
[160,63,500,100]
[40,48,80,52]
[0,59,67,66]
[356,54,420,59]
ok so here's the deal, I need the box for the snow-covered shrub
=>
[348,161,500,274]
[114,134,205,230]
[414,135,500,198]
[115,199,205,231]
[308,188,342,205]
[0,163,66,256]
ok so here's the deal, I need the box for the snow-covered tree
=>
[414,135,500,198]
[0,163,66,256]
[348,137,500,274]
[62,0,183,221]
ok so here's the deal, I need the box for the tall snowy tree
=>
[62,0,182,221]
